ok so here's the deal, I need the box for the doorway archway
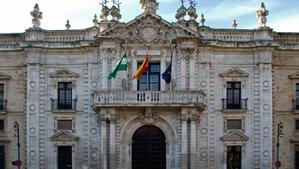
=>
[132,125,166,169]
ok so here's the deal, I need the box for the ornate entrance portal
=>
[132,125,166,169]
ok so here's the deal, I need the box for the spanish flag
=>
[133,50,149,80]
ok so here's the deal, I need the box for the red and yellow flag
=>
[133,50,149,80]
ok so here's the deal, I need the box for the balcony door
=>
[0,84,4,110]
[227,82,241,109]
[58,82,72,109]
[138,63,160,91]
[58,146,72,169]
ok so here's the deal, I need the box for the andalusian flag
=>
[108,53,127,79]
[133,50,149,80]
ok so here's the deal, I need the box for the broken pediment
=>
[50,131,79,142]
[288,71,299,79]
[95,13,200,45]
[220,131,249,142]
[219,68,249,78]
[50,68,79,78]
[0,72,11,80]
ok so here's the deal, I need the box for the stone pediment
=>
[219,68,249,78]
[50,68,79,78]
[50,131,79,142]
[288,71,299,79]
[95,13,200,45]
[220,131,249,142]
[0,72,11,80]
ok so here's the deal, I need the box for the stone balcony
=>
[92,90,206,110]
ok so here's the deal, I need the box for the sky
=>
[0,0,298,33]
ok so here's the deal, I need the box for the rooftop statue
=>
[256,2,269,28]
[30,4,42,29]
[140,0,159,13]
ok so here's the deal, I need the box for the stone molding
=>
[219,67,249,78]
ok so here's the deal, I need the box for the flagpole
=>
[146,46,149,91]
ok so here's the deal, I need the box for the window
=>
[0,120,4,131]
[296,145,299,169]
[227,119,242,130]
[58,82,72,109]
[296,120,299,131]
[138,63,160,91]
[227,82,241,109]
[0,145,4,169]
[0,84,4,111]
[57,119,72,130]
[296,84,299,109]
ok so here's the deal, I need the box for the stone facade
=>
[0,0,298,169]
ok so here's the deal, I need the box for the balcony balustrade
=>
[51,98,77,111]
[222,98,248,111]
[92,90,206,109]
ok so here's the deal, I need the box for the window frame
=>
[226,82,241,109]
[57,82,73,109]
[137,63,160,91]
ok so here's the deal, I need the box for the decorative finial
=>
[99,0,110,21]
[93,14,99,26]
[189,0,197,7]
[256,2,269,28]
[65,20,71,30]
[110,0,122,21]
[175,1,187,21]
[187,0,198,20]
[30,3,43,29]
[232,19,237,29]
[200,13,206,26]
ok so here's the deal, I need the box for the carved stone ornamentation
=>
[256,2,269,28]
[99,0,110,21]
[30,4,42,29]
[175,5,187,21]
[138,108,158,124]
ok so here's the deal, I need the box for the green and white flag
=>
[108,53,127,79]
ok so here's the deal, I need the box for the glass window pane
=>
[0,120,4,130]
[57,120,72,130]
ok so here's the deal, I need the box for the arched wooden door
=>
[132,125,166,169]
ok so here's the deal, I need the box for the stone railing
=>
[92,90,206,109]
[274,33,299,44]
[204,30,254,42]
[0,34,24,45]
[44,31,85,42]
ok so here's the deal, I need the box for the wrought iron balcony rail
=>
[51,98,77,111]
[92,90,206,108]
[293,97,299,110]
[222,98,248,110]
[0,98,7,111]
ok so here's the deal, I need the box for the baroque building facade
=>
[0,0,298,169]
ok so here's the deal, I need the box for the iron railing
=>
[0,98,7,111]
[51,98,77,111]
[222,98,248,110]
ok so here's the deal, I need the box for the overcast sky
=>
[0,0,298,33]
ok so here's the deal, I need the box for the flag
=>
[108,53,127,79]
[162,50,172,84]
[162,63,171,83]
[133,50,149,80]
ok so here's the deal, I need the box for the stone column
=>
[102,50,108,90]
[190,109,199,169]
[109,111,116,169]
[100,110,107,169]
[179,51,187,90]
[181,109,188,169]
[189,50,196,90]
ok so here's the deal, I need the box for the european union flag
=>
[162,63,172,84]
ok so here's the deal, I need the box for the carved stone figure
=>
[256,2,269,28]
[140,0,159,13]
[30,4,42,29]
[100,0,110,21]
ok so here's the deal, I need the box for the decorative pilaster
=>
[181,110,188,169]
